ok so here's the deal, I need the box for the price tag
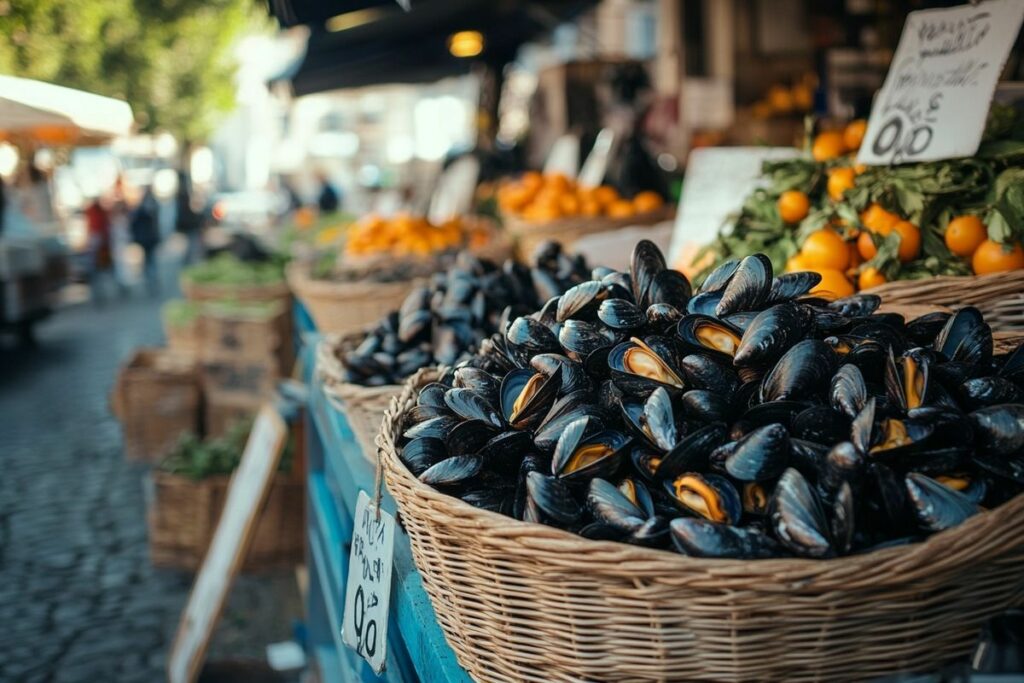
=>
[342,491,395,674]
[857,0,1024,166]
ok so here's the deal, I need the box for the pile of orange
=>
[943,215,1024,275]
[812,119,867,161]
[498,172,664,223]
[785,228,858,299]
[345,213,484,259]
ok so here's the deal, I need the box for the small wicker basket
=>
[378,352,1024,683]
[863,270,1024,332]
[504,206,673,261]
[316,334,400,462]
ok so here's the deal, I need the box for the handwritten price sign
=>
[858,0,1024,166]
[342,491,395,674]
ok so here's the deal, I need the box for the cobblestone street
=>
[0,257,301,683]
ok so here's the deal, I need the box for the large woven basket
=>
[864,270,1024,332]
[316,333,399,462]
[379,356,1024,683]
[504,206,673,261]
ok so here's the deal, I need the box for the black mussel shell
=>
[735,401,809,437]
[401,437,447,476]
[405,414,461,440]
[864,462,914,536]
[647,269,692,308]
[631,239,668,308]
[461,488,511,514]
[598,298,646,331]
[630,446,663,483]
[453,367,501,400]
[671,518,780,559]
[679,354,738,397]
[906,311,951,347]
[884,347,931,411]
[676,314,743,361]
[969,404,1024,457]
[608,337,686,396]
[445,419,500,457]
[997,342,1024,383]
[526,471,582,526]
[531,354,589,395]
[500,367,561,430]
[734,302,810,368]
[831,482,855,555]
[792,406,850,446]
[905,473,980,532]
[771,468,832,558]
[973,451,1024,484]
[656,423,727,481]
[934,306,992,367]
[646,303,684,329]
[699,259,740,293]
[445,388,504,429]
[681,389,733,423]
[789,438,828,480]
[665,472,742,524]
[560,320,615,360]
[686,290,723,316]
[578,522,626,541]
[419,455,482,487]
[478,430,533,470]
[723,311,758,333]
[819,441,864,496]
[959,377,1024,409]
[716,254,772,317]
[586,478,646,533]
[828,294,881,317]
[398,308,432,343]
[629,515,671,547]
[642,387,678,452]
[405,403,451,426]
[760,339,837,402]
[829,364,867,419]
[507,316,559,353]
[557,280,608,322]
[618,478,656,517]
[552,418,630,482]
[717,423,790,482]
[768,272,821,303]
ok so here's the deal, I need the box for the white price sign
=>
[857,0,1024,166]
[342,490,396,674]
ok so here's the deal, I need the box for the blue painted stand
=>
[300,333,472,683]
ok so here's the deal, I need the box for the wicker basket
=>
[378,358,1024,683]
[865,270,1024,332]
[316,334,399,462]
[147,470,304,572]
[504,206,673,262]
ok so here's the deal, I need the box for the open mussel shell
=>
[530,353,589,395]
[742,482,772,516]
[656,423,727,481]
[445,388,504,429]
[500,367,561,430]
[608,337,686,397]
[969,404,1024,457]
[905,473,980,532]
[760,339,838,403]
[884,347,932,411]
[670,518,780,559]
[716,253,772,317]
[618,477,656,517]
[586,478,646,533]
[533,398,605,452]
[664,472,742,525]
[676,314,743,362]
[714,423,790,482]
[525,471,582,526]
[553,420,631,483]
[734,302,810,368]
[557,280,608,322]
[419,455,483,487]
[770,468,832,558]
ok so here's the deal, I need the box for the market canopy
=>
[0,75,134,145]
[280,0,597,95]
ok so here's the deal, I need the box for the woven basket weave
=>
[504,207,673,262]
[316,333,399,462]
[863,270,1024,332]
[378,351,1024,683]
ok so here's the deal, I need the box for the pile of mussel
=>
[341,243,591,386]
[398,240,1024,559]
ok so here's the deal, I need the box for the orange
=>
[606,199,636,218]
[810,268,855,299]
[847,241,863,269]
[944,215,987,257]
[785,253,811,272]
[593,185,619,207]
[580,200,601,217]
[843,119,868,152]
[559,194,581,216]
[546,172,572,193]
[827,167,856,201]
[857,230,878,261]
[521,171,543,190]
[801,229,850,271]
[892,221,921,262]
[633,190,664,213]
[858,267,887,290]
[777,190,810,224]
[860,204,900,233]
[972,240,1024,275]
[812,131,846,161]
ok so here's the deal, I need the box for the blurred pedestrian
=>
[84,197,114,304]
[21,162,57,228]
[108,174,132,295]
[131,186,161,296]
[175,171,203,264]
[317,171,341,214]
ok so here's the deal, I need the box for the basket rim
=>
[379,365,1024,590]
[862,268,1024,295]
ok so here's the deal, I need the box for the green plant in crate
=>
[160,419,293,480]
[162,300,202,329]
[182,253,285,287]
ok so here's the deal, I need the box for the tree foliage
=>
[0,0,264,141]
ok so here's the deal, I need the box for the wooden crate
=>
[113,349,201,463]
[147,469,304,572]
[197,302,294,374]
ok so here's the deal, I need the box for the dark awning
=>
[281,0,597,96]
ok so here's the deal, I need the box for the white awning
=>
[0,75,134,145]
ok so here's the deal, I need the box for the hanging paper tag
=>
[857,0,1024,166]
[341,491,395,674]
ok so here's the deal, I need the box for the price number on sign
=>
[867,94,941,164]
[342,491,395,674]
